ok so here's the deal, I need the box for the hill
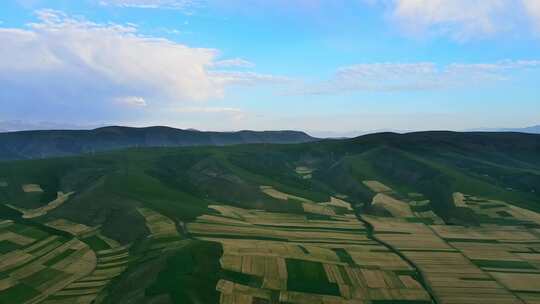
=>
[468,124,540,134]
[0,126,317,160]
[0,131,540,304]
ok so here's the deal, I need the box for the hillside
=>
[0,126,317,161]
[0,131,540,304]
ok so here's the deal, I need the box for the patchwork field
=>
[363,187,540,304]
[0,221,96,304]
[188,188,432,304]
[366,181,444,225]
[365,216,524,304]
[453,192,540,227]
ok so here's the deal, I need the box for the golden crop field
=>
[364,215,531,304]
[2,173,539,304]
[137,207,180,238]
[362,180,444,224]
[0,221,100,304]
[7,192,75,219]
[188,187,432,304]
[362,180,393,193]
[371,193,414,217]
[22,184,44,193]
[45,219,97,238]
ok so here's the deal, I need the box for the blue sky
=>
[1,0,539,135]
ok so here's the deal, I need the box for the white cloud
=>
[0,10,287,123]
[523,0,540,31]
[115,96,147,107]
[212,58,255,68]
[210,71,292,86]
[299,60,540,94]
[175,106,243,114]
[391,0,516,39]
[174,106,247,120]
[373,0,540,39]
[98,0,201,10]
[0,10,218,101]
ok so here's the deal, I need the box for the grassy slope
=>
[0,132,539,303]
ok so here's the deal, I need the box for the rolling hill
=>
[0,126,317,161]
[0,131,539,304]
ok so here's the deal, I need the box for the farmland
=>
[0,131,540,303]
[188,196,432,304]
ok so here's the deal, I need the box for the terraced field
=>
[188,188,432,304]
[0,183,184,303]
[0,220,96,304]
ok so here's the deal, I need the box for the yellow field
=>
[137,207,179,238]
[491,272,540,292]
[321,197,353,211]
[260,186,355,216]
[364,216,527,304]
[454,193,540,226]
[371,193,414,217]
[362,180,392,193]
[22,184,43,193]
[0,222,98,304]
[44,244,130,304]
[7,192,75,219]
[260,185,311,202]
[452,192,467,207]
[46,219,97,237]
[189,203,431,304]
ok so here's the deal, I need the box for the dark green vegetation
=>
[0,283,40,304]
[471,259,536,269]
[1,131,540,303]
[144,241,222,303]
[0,126,316,161]
[286,259,340,295]
[82,235,111,251]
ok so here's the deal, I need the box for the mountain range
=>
[0,126,316,161]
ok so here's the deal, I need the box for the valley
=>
[0,131,539,303]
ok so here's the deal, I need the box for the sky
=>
[1,0,539,135]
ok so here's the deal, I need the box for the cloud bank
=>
[0,10,284,123]
[363,0,540,39]
[300,60,540,94]
[98,0,201,10]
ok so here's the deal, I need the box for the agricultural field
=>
[0,131,540,303]
[188,188,432,304]
[0,221,96,304]
[366,181,444,225]
[6,187,74,219]
[295,167,313,179]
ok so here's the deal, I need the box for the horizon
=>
[0,122,539,139]
[1,1,539,133]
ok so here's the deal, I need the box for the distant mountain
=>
[0,126,317,160]
[308,129,411,138]
[0,120,102,133]
[468,125,540,134]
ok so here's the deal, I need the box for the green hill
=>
[0,131,539,304]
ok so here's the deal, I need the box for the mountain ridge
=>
[0,125,317,161]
